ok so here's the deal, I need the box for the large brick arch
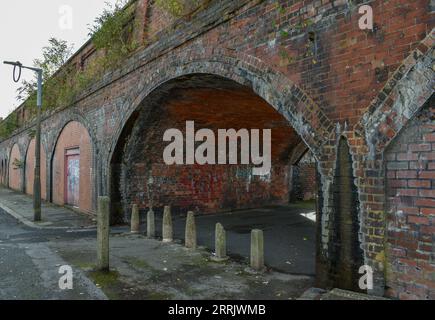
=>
[50,119,95,214]
[105,52,335,192]
[47,112,99,212]
[46,112,98,164]
[8,143,22,191]
[105,52,346,287]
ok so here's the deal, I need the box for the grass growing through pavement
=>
[88,270,120,288]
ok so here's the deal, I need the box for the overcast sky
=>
[0,0,118,119]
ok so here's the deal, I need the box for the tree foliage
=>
[88,0,137,66]
[16,38,74,103]
[1,1,143,141]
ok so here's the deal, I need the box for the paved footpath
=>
[0,187,106,299]
[0,207,106,299]
[0,187,95,229]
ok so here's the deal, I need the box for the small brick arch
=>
[47,112,98,163]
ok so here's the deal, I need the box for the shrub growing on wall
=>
[156,0,211,18]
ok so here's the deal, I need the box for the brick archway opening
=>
[110,74,319,277]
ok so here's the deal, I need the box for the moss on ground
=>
[88,270,120,288]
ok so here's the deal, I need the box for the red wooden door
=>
[65,149,80,207]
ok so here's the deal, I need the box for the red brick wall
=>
[118,84,298,216]
[127,164,289,215]
[291,151,317,201]
[298,163,317,201]
[8,144,21,191]
[385,102,435,300]
[25,138,47,200]
[248,0,432,127]
[52,121,93,214]
[146,2,176,41]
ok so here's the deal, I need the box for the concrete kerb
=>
[0,200,70,230]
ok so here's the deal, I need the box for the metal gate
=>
[65,148,80,207]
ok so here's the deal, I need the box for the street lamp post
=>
[4,61,43,222]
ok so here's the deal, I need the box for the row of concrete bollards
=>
[96,198,265,272]
[131,205,265,271]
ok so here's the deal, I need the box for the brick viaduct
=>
[0,0,434,299]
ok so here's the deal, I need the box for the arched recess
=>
[24,138,47,200]
[50,120,95,214]
[8,143,22,191]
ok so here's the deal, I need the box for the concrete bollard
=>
[130,204,140,234]
[147,208,155,238]
[97,196,110,271]
[211,223,229,262]
[185,211,197,249]
[250,229,265,271]
[162,206,173,242]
